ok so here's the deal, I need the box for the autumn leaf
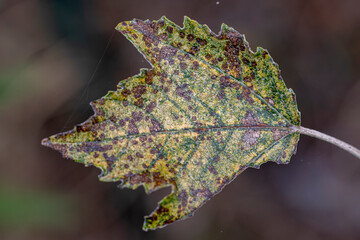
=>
[42,16,301,230]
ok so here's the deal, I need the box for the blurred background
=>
[1,0,360,239]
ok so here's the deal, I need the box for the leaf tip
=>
[41,137,51,147]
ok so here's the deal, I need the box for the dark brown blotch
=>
[127,120,139,135]
[132,85,147,98]
[196,38,207,46]
[175,86,191,101]
[131,111,143,122]
[153,172,168,187]
[242,57,250,65]
[145,101,157,113]
[159,33,168,41]
[160,46,178,60]
[128,171,151,185]
[208,165,218,175]
[187,34,194,41]
[178,190,188,207]
[134,98,144,108]
[189,45,199,55]
[158,20,164,28]
[76,120,92,132]
[121,89,131,97]
[192,61,199,70]
[211,58,218,65]
[180,62,187,71]
[149,119,162,132]
[166,26,173,33]
[243,76,251,82]
[145,70,154,85]
[262,51,268,58]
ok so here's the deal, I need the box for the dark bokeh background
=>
[1,0,360,239]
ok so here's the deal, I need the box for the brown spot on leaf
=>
[145,101,157,113]
[189,45,199,55]
[166,26,173,33]
[121,89,131,97]
[192,61,199,70]
[208,165,218,175]
[179,32,185,38]
[76,120,92,132]
[262,51,268,58]
[103,153,116,171]
[211,58,218,65]
[150,119,162,132]
[196,38,207,46]
[128,171,151,185]
[133,85,147,98]
[242,129,261,150]
[242,110,259,125]
[240,88,254,104]
[221,62,228,70]
[271,128,289,141]
[243,76,251,82]
[145,70,154,85]
[190,188,212,198]
[175,86,191,101]
[131,111,143,122]
[178,190,188,207]
[159,33,168,41]
[242,57,250,65]
[158,20,164,28]
[143,35,153,48]
[134,98,144,108]
[160,46,178,60]
[128,120,139,135]
[77,143,112,153]
[156,206,169,215]
[187,34,194,41]
[180,62,187,71]
[153,172,168,187]
[119,119,126,127]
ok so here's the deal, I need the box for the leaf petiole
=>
[292,126,360,159]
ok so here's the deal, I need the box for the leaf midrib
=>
[57,124,293,144]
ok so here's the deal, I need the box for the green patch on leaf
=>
[42,16,300,230]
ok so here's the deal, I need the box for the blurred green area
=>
[0,65,29,107]
[0,0,359,239]
[0,185,76,230]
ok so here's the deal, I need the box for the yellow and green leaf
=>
[42,16,300,230]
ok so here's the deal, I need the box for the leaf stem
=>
[292,126,360,159]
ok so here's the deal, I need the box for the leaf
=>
[42,16,301,230]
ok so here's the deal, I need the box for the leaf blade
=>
[43,16,301,230]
